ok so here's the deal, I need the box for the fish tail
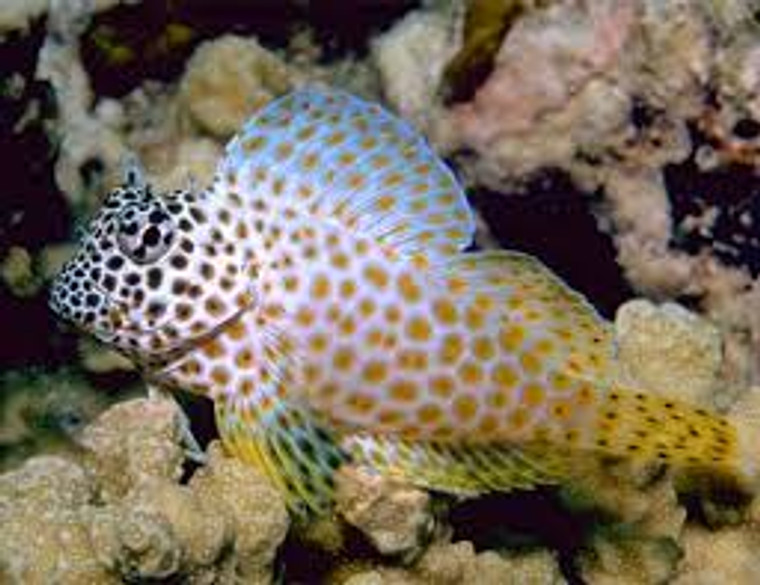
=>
[586,385,750,486]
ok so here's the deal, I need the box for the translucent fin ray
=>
[216,86,476,261]
[342,434,566,496]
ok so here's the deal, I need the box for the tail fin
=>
[587,385,749,487]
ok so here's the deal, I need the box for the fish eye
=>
[116,203,176,264]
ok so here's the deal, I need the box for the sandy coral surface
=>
[4,0,760,583]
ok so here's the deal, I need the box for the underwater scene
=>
[4,0,760,583]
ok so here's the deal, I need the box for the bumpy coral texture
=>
[0,399,289,584]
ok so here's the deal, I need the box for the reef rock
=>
[179,34,297,138]
[615,299,724,407]
[335,466,434,558]
[0,397,290,584]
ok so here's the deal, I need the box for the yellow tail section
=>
[586,385,743,481]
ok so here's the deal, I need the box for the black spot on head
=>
[170,254,188,270]
[147,267,163,289]
[143,225,161,247]
[180,239,194,253]
[122,221,139,236]
[178,218,193,232]
[125,272,141,286]
[85,293,100,307]
[102,274,117,292]
[147,301,166,318]
[148,209,169,224]
[189,207,207,223]
[172,279,188,294]
[106,256,124,271]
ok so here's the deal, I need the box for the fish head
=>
[50,166,255,365]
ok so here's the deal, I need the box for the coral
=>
[614,299,724,407]
[0,245,41,298]
[0,0,125,35]
[371,8,456,129]
[35,0,130,206]
[335,465,434,558]
[189,442,290,582]
[440,1,638,185]
[0,455,118,584]
[0,398,290,584]
[336,541,565,585]
[178,34,297,139]
[674,525,760,584]
[77,397,185,502]
[567,460,686,584]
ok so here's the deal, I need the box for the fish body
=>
[50,88,753,515]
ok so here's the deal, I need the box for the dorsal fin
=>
[216,87,476,261]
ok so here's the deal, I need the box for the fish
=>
[49,87,756,517]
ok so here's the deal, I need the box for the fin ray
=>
[217,86,476,261]
[342,434,566,496]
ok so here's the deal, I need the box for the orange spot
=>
[491,363,518,389]
[308,333,329,353]
[275,142,294,160]
[332,347,355,371]
[438,333,464,363]
[486,389,509,410]
[430,375,455,398]
[405,315,432,342]
[310,273,331,300]
[211,366,230,386]
[552,402,571,421]
[362,361,388,384]
[417,404,443,425]
[397,272,422,303]
[432,298,458,325]
[325,130,347,145]
[200,339,224,358]
[363,263,389,289]
[383,173,404,188]
[472,336,495,361]
[358,298,376,317]
[447,277,467,295]
[477,414,499,435]
[235,348,255,369]
[242,136,267,152]
[398,349,428,371]
[389,380,418,403]
[522,382,545,408]
[303,363,321,384]
[339,280,357,299]
[499,325,525,352]
[338,316,357,336]
[550,372,571,391]
[458,360,484,385]
[296,124,317,140]
[464,305,486,330]
[295,306,315,327]
[347,393,376,414]
[519,351,543,376]
[576,384,594,406]
[331,252,350,270]
[508,408,529,430]
[366,328,384,347]
[375,194,396,212]
[453,395,478,422]
[378,409,404,426]
[384,305,402,323]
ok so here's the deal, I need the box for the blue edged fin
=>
[216,86,476,261]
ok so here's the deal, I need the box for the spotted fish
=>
[50,87,756,516]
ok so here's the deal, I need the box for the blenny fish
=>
[50,87,755,516]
